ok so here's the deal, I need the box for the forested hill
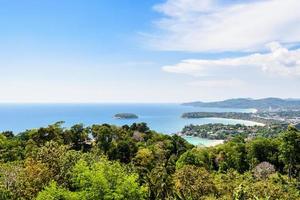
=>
[0,122,299,199]
[182,98,300,111]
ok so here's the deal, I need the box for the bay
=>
[0,103,259,146]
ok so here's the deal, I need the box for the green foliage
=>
[92,125,114,154]
[231,173,300,200]
[64,124,91,151]
[213,169,246,199]
[13,158,52,200]
[130,122,150,133]
[133,148,155,171]
[181,123,287,139]
[28,121,65,146]
[147,165,174,200]
[233,184,247,200]
[0,134,23,162]
[176,147,213,170]
[246,137,281,169]
[173,165,217,200]
[216,136,249,172]
[0,162,20,200]
[71,158,147,200]
[279,125,300,178]
[36,181,79,200]
[108,139,138,163]
[0,122,299,199]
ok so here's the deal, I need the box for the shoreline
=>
[182,135,224,147]
[205,139,224,147]
[182,113,270,126]
[209,117,265,126]
[178,118,267,146]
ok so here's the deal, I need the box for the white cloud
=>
[149,0,300,52]
[154,0,215,17]
[162,42,300,77]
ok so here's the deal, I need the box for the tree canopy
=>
[0,122,299,199]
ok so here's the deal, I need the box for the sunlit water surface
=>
[0,103,259,146]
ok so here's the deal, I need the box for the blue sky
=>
[0,0,300,102]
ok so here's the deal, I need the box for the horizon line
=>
[0,97,299,104]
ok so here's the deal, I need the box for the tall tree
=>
[279,125,300,179]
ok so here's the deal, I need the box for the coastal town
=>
[179,108,300,140]
[181,110,300,126]
[178,123,288,140]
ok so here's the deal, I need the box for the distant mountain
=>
[182,98,300,111]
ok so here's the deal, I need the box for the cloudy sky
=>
[0,0,300,103]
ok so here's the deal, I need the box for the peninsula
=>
[181,111,300,126]
[183,97,300,112]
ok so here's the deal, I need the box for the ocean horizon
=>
[0,103,259,146]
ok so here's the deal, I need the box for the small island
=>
[114,113,138,119]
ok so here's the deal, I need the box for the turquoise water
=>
[0,103,259,146]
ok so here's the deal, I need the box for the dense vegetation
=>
[181,123,288,139]
[114,113,138,119]
[181,112,280,124]
[0,122,299,199]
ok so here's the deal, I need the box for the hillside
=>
[0,122,299,199]
[183,98,300,111]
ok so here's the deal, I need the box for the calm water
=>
[0,103,259,145]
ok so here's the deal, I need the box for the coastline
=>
[182,135,224,147]
[182,112,271,125]
[205,139,224,147]
[207,117,265,126]
[179,117,266,147]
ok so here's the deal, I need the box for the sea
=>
[0,103,260,146]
